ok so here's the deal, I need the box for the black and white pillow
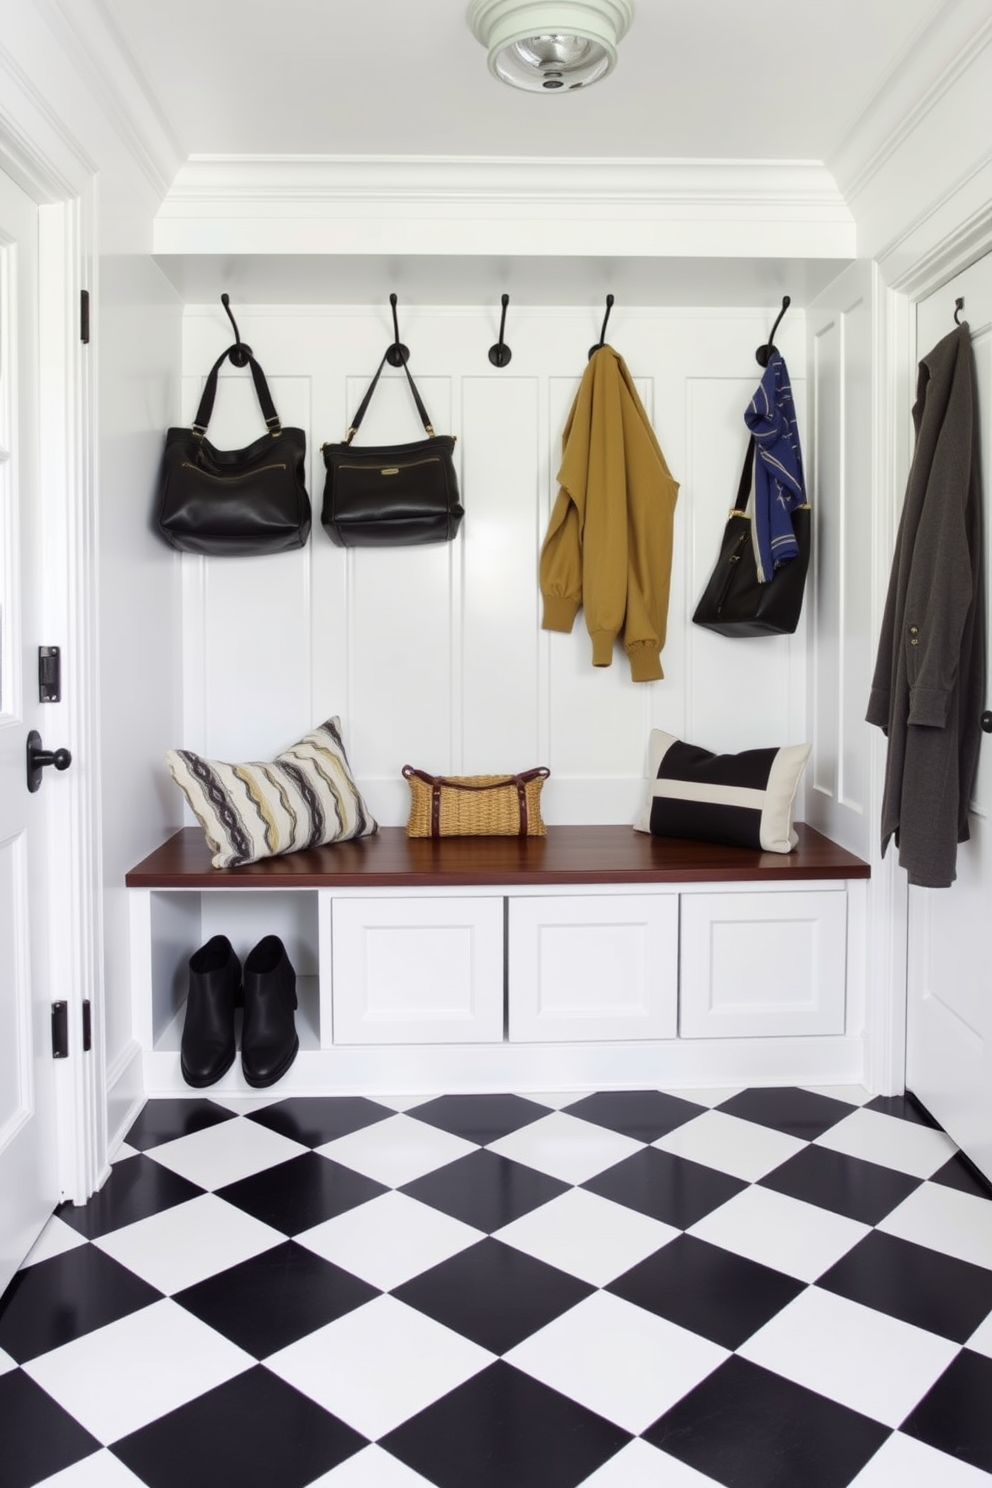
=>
[166,716,378,868]
[634,730,810,853]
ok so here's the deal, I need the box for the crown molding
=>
[155,155,855,263]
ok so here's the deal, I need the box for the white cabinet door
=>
[509,894,678,1042]
[331,897,504,1044]
[680,889,847,1039]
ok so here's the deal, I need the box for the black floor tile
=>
[758,1143,921,1224]
[929,1151,992,1200]
[901,1349,992,1473]
[607,1233,805,1349]
[393,1238,593,1353]
[582,1146,746,1228]
[55,1154,205,1239]
[408,1093,549,1144]
[0,1369,101,1488]
[401,1149,569,1232]
[644,1354,890,1488]
[111,1364,367,1488]
[173,1240,379,1357]
[380,1360,631,1488]
[0,1245,162,1363]
[124,1097,235,1151]
[817,1229,992,1344]
[870,1092,942,1128]
[717,1086,856,1140]
[246,1095,393,1147]
[563,1088,706,1142]
[216,1151,387,1234]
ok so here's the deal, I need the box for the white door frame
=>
[869,204,992,1099]
[0,122,104,1206]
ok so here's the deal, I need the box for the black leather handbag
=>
[321,353,463,548]
[156,346,311,556]
[693,437,811,637]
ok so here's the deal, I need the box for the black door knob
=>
[26,730,72,793]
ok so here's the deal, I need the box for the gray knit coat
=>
[866,322,986,888]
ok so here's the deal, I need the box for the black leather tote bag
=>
[693,438,811,637]
[321,353,463,548]
[156,346,311,556]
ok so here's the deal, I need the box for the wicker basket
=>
[402,765,550,838]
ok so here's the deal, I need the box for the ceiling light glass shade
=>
[467,0,634,93]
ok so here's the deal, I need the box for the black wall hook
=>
[221,293,252,367]
[589,294,615,359]
[756,295,791,366]
[954,297,965,325]
[385,293,410,367]
[489,294,513,367]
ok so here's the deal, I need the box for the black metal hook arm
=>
[386,292,410,367]
[954,297,965,325]
[589,294,615,359]
[221,293,252,367]
[489,293,513,367]
[756,295,791,366]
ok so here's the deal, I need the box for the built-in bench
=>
[126,824,870,1096]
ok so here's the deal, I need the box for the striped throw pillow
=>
[633,730,810,853]
[166,717,378,868]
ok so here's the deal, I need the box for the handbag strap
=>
[345,351,436,445]
[191,345,283,439]
[730,436,755,517]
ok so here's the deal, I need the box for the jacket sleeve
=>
[539,488,583,633]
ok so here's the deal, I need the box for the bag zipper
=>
[336,456,442,474]
[716,531,749,613]
[180,461,288,480]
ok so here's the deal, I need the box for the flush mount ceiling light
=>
[467,0,634,93]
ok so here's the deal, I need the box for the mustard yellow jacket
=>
[540,346,679,682]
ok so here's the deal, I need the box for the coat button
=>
[909,624,919,634]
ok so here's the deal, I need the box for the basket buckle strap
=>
[431,780,442,838]
[515,776,528,837]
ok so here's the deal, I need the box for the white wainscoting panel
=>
[179,304,814,828]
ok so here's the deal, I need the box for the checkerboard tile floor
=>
[2,1086,992,1488]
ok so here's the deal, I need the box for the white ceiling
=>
[105,0,943,167]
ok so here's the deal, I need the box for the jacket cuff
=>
[627,644,663,683]
[908,685,950,728]
[542,596,579,632]
[590,630,616,666]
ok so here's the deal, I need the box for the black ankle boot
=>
[180,935,241,1087]
[241,935,299,1088]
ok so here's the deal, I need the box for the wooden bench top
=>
[126,824,870,890]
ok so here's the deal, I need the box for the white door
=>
[906,254,992,1182]
[0,169,61,1296]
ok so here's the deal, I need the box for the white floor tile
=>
[19,1216,87,1269]
[488,1111,644,1185]
[847,1430,992,1486]
[652,1110,807,1182]
[0,1346,16,1375]
[801,1084,872,1107]
[877,1182,992,1270]
[737,1285,959,1428]
[296,1190,482,1290]
[687,1185,870,1282]
[145,1115,307,1189]
[111,1143,140,1164]
[494,1185,678,1287]
[578,1439,726,1486]
[317,1113,477,1188]
[524,1091,593,1110]
[23,1298,251,1444]
[814,1107,957,1178]
[661,1087,744,1110]
[266,1294,494,1440]
[308,1445,438,1486]
[34,1449,150,1486]
[505,1290,728,1435]
[94,1193,283,1293]
[967,1309,992,1359]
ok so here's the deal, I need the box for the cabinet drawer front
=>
[509,894,678,1042]
[679,890,847,1039]
[331,896,504,1044]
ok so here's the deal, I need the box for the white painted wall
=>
[171,302,811,833]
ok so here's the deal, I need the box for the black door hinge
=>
[51,1002,69,1059]
[82,1000,92,1052]
[39,646,61,702]
[80,289,90,345]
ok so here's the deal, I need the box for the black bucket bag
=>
[156,336,311,557]
[321,352,463,548]
[692,436,811,637]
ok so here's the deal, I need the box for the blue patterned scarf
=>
[744,352,806,583]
